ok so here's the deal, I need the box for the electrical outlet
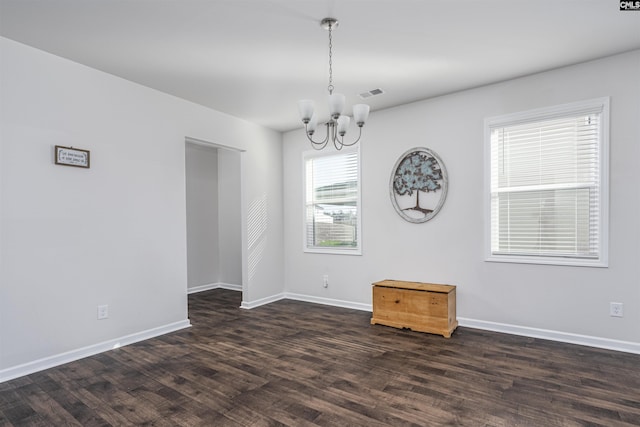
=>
[97,304,109,320]
[610,302,623,317]
[323,275,329,288]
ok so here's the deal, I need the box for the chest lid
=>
[373,280,455,294]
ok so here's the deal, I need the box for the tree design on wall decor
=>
[389,148,448,223]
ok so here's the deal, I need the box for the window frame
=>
[484,98,609,267]
[302,147,362,255]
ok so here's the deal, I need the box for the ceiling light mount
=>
[320,18,339,30]
[298,17,370,151]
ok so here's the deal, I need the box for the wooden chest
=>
[371,280,458,338]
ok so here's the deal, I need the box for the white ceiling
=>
[1,1,639,132]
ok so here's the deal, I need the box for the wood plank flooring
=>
[1,289,640,426]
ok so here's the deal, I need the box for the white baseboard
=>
[218,282,242,292]
[188,282,242,294]
[240,292,286,309]
[187,283,218,294]
[240,292,372,312]
[240,292,640,354]
[0,320,191,384]
[6,294,636,384]
[458,317,640,355]
[284,292,372,312]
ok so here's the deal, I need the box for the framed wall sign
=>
[55,145,90,168]
[389,147,448,223]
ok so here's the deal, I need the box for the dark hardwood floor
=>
[1,289,640,426]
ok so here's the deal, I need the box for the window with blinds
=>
[485,98,609,266]
[304,149,361,254]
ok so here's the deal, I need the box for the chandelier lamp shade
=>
[298,18,370,150]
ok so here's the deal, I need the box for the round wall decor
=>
[389,147,448,223]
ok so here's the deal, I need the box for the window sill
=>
[485,254,607,268]
[304,248,362,256]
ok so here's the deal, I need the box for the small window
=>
[485,98,609,267]
[304,148,361,255]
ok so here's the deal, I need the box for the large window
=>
[304,148,361,254]
[485,98,609,267]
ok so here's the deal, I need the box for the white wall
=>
[0,37,284,379]
[283,50,640,350]
[185,143,220,289]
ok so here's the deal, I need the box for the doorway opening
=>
[185,137,244,297]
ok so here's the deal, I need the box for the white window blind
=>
[304,149,361,254]
[486,98,608,266]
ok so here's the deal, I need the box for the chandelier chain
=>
[328,23,334,94]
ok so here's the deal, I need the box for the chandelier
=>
[297,18,370,150]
